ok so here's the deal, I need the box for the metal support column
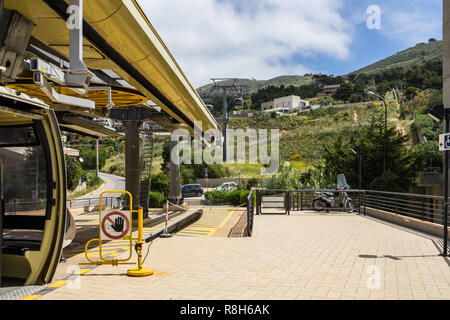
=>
[96,139,99,176]
[169,139,182,205]
[443,110,449,256]
[222,88,228,162]
[443,0,450,256]
[124,121,142,212]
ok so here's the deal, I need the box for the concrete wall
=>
[364,207,450,240]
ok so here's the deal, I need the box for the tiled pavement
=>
[36,211,450,300]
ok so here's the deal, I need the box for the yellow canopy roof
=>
[4,0,217,133]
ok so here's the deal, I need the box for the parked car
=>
[214,182,238,193]
[181,184,204,198]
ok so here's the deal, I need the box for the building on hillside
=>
[261,100,274,112]
[317,84,341,97]
[273,95,309,112]
[261,95,309,114]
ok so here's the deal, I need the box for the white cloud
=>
[383,8,442,45]
[137,0,353,87]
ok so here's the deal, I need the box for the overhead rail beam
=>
[42,0,197,132]
[65,0,93,88]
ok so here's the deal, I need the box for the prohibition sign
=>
[101,211,130,240]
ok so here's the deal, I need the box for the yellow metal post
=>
[127,207,153,277]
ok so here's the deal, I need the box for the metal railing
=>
[67,196,123,209]
[254,188,448,226]
[255,188,365,215]
[3,196,124,215]
[228,189,255,237]
[363,190,445,225]
[247,190,255,236]
[4,200,46,214]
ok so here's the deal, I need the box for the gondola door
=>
[0,98,66,286]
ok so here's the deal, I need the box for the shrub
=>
[66,157,84,191]
[151,172,170,196]
[148,191,165,208]
[239,190,251,205]
[224,190,242,206]
[85,170,102,187]
[245,178,259,189]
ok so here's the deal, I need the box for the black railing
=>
[247,190,255,236]
[364,190,444,225]
[255,188,365,214]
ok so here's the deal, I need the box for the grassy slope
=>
[228,101,404,169]
[350,41,442,75]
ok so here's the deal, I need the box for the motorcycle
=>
[312,174,354,213]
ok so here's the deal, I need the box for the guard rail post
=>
[286,190,291,215]
[127,207,154,277]
[301,191,303,211]
[160,200,172,238]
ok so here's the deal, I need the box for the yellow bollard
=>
[127,207,154,277]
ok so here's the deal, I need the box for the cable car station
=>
[0,0,449,303]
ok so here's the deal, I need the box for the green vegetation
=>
[148,191,165,208]
[351,40,442,76]
[160,140,230,184]
[204,189,251,206]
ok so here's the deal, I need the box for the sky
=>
[137,0,443,88]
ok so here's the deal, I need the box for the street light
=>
[367,91,387,177]
[350,146,362,191]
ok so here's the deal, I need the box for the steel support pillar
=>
[443,0,450,256]
[124,121,142,212]
[169,139,182,205]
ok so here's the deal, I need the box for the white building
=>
[262,95,310,113]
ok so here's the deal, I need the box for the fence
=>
[228,190,255,237]
[67,196,123,209]
[253,188,447,225]
[363,190,444,225]
[4,200,46,214]
[255,189,365,215]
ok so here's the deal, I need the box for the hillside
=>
[228,101,407,164]
[196,75,313,97]
[350,40,442,75]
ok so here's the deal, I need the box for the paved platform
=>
[27,211,450,300]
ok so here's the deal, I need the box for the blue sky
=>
[306,0,443,75]
[138,0,443,87]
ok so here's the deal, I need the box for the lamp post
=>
[368,91,387,177]
[351,145,362,214]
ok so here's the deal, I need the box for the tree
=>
[323,115,416,192]
[332,83,353,102]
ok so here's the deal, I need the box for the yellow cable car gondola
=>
[0,87,66,286]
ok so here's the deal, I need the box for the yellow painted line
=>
[21,295,42,300]
[210,209,237,236]
[178,230,210,235]
[49,280,68,288]
[74,269,92,275]
[187,227,218,230]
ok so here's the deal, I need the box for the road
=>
[76,172,125,200]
